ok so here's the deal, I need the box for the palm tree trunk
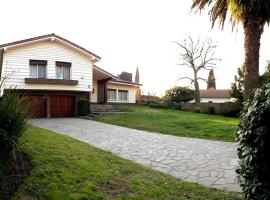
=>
[243,14,264,100]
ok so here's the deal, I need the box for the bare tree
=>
[174,36,220,103]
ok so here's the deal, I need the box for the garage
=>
[28,96,47,118]
[50,96,75,118]
[28,95,76,118]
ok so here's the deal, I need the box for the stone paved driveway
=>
[31,118,240,192]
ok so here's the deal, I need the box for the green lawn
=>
[94,105,239,142]
[14,126,241,199]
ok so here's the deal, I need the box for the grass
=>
[94,105,239,142]
[14,126,241,199]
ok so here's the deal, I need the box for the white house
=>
[0,33,141,118]
[190,89,232,103]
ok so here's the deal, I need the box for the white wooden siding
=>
[91,78,98,102]
[107,82,137,103]
[2,40,93,92]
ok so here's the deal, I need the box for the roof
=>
[200,90,230,98]
[93,65,118,79]
[0,33,101,60]
[110,79,142,86]
[94,65,142,86]
[0,34,142,87]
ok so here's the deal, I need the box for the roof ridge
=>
[0,33,101,59]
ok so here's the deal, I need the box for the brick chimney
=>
[118,72,132,82]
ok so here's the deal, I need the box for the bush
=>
[221,102,241,117]
[0,91,29,175]
[77,100,90,116]
[141,95,162,104]
[237,84,270,199]
[148,102,168,109]
[207,106,215,115]
[194,106,201,113]
[163,87,194,104]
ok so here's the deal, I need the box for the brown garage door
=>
[50,96,75,118]
[28,96,47,118]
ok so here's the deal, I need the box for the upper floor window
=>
[56,61,71,80]
[29,60,47,78]
[118,90,128,101]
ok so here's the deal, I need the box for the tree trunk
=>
[243,14,264,100]
[194,72,200,103]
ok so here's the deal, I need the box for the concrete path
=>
[31,118,240,192]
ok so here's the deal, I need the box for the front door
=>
[97,80,105,103]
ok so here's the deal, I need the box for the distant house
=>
[190,89,231,103]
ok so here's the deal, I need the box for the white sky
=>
[1,0,270,96]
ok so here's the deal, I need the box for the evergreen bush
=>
[237,84,270,199]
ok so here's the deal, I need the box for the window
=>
[56,61,71,80]
[29,60,47,78]
[108,89,117,101]
[118,90,128,101]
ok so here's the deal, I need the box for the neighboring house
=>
[189,89,231,103]
[0,33,141,118]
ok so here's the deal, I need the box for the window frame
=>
[55,62,71,80]
[29,64,47,79]
[118,89,128,102]
[107,89,117,101]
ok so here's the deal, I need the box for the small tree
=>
[174,36,220,103]
[207,69,216,89]
[237,84,270,199]
[163,86,194,103]
[230,67,244,103]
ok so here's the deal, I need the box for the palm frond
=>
[192,0,270,29]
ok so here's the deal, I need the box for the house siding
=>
[91,78,98,103]
[2,40,93,92]
[189,98,231,103]
[107,82,137,103]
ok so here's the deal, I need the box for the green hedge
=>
[237,84,270,199]
[222,102,241,117]
[77,100,90,116]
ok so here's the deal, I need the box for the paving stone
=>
[31,118,241,192]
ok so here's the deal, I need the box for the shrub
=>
[148,102,167,109]
[221,102,241,117]
[237,84,270,199]
[141,95,162,104]
[77,100,90,116]
[0,91,29,175]
[207,106,215,115]
[194,106,201,113]
[163,86,194,104]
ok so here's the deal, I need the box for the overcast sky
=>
[1,0,270,96]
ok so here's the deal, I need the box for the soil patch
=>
[0,151,33,200]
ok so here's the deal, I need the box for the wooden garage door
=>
[28,96,47,118]
[50,96,75,118]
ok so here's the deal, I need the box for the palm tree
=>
[192,0,270,99]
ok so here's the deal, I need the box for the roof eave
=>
[109,80,142,87]
[0,33,101,60]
